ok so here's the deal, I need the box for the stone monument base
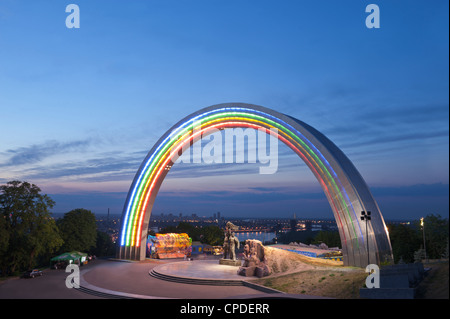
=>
[237,265,270,278]
[219,259,242,266]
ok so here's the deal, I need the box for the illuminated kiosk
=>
[147,233,192,259]
[117,103,393,267]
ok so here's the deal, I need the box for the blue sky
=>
[0,1,448,220]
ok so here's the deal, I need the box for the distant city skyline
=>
[1,1,448,221]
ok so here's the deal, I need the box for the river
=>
[235,231,277,244]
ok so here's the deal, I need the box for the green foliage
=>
[201,225,223,246]
[92,231,116,257]
[414,248,426,263]
[419,214,449,260]
[160,222,201,240]
[0,210,9,260]
[57,208,97,253]
[442,240,449,259]
[388,223,421,263]
[159,222,223,246]
[0,181,63,275]
[278,230,316,245]
[312,231,341,248]
[388,214,449,263]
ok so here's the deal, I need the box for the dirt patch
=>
[264,246,344,276]
[415,261,449,299]
[253,268,366,299]
[260,248,449,299]
[252,246,366,298]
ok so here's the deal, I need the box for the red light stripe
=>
[134,120,347,247]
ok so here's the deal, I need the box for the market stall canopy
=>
[51,251,87,263]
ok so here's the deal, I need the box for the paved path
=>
[81,259,266,299]
[0,262,101,299]
[153,259,246,281]
[0,258,268,299]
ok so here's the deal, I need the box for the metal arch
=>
[117,103,393,267]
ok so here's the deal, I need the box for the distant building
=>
[290,213,297,231]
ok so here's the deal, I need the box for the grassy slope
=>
[253,247,367,298]
[255,247,449,299]
[415,261,449,299]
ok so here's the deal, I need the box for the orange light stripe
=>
[133,120,346,247]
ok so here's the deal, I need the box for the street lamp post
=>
[361,211,371,266]
[420,217,427,262]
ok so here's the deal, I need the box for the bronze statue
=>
[223,222,239,260]
[219,221,241,266]
[229,232,240,261]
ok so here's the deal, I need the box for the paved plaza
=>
[0,258,280,299]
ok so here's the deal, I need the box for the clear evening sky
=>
[0,1,448,220]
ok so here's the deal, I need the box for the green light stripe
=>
[126,110,359,247]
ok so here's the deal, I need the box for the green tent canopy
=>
[51,251,88,264]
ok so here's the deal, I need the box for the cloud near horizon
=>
[46,183,449,220]
[0,139,93,167]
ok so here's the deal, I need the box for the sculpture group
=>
[219,222,241,266]
[219,221,270,278]
[237,239,270,278]
[222,222,240,261]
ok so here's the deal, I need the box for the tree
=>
[0,181,63,275]
[57,208,97,253]
[92,231,116,257]
[159,222,223,246]
[418,214,449,260]
[387,223,421,264]
[442,240,449,259]
[201,225,223,246]
[312,231,341,248]
[174,222,201,240]
[0,207,10,271]
[388,214,449,263]
[414,248,426,263]
[278,230,316,245]
[160,222,202,241]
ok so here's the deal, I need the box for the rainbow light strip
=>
[119,107,364,249]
